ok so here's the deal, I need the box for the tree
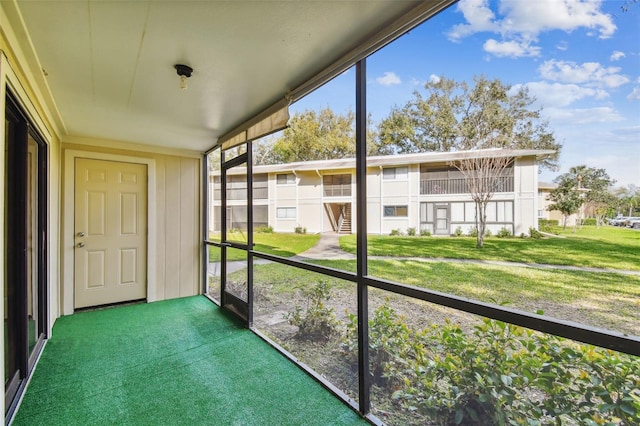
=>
[451,151,514,248]
[574,166,616,227]
[547,180,583,230]
[254,107,355,165]
[548,166,615,229]
[374,75,561,170]
[613,184,640,216]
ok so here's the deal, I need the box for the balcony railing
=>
[324,184,351,197]
[213,187,268,201]
[420,176,513,195]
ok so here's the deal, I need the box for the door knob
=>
[77,232,85,237]
[77,242,85,248]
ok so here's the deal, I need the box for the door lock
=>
[77,242,85,248]
[77,232,85,237]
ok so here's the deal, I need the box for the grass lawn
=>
[339,225,640,271]
[208,232,320,261]
[247,258,640,336]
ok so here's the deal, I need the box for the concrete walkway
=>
[368,255,640,276]
[209,232,640,277]
[291,232,356,261]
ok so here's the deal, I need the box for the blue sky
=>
[293,0,640,187]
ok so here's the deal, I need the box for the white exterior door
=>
[74,158,147,308]
[435,205,449,235]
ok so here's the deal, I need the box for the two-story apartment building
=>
[210,148,553,237]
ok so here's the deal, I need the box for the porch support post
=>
[355,58,370,415]
[247,141,254,327]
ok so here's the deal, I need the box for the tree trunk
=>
[476,201,486,248]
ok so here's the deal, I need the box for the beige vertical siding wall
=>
[1,11,64,415]
[366,168,382,234]
[514,156,538,235]
[62,142,201,308]
[297,171,324,233]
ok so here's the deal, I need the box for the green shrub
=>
[420,229,431,237]
[294,225,307,234]
[453,226,463,237]
[538,219,560,233]
[255,225,273,233]
[496,227,512,238]
[342,302,424,386]
[484,229,492,237]
[582,218,597,226]
[407,227,417,236]
[406,319,640,425]
[285,280,337,341]
[529,227,543,239]
[342,302,640,425]
[468,227,478,237]
[390,228,404,236]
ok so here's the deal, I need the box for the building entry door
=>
[74,158,147,309]
[220,145,252,323]
[435,205,450,235]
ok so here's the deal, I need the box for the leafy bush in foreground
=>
[343,303,640,425]
[342,303,424,386]
[285,280,337,341]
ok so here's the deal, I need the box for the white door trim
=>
[63,149,156,315]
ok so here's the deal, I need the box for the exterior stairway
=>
[338,204,352,234]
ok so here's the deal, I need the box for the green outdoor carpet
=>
[12,296,366,425]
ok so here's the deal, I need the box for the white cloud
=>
[483,39,541,57]
[627,87,640,101]
[580,155,640,187]
[447,0,498,41]
[610,50,626,61]
[447,0,616,58]
[543,154,640,187]
[496,0,616,39]
[376,72,401,86]
[538,60,630,89]
[556,40,569,51]
[544,106,624,124]
[428,74,441,84]
[512,81,608,108]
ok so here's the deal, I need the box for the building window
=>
[323,174,351,196]
[276,173,295,184]
[383,167,408,180]
[383,205,408,217]
[212,173,268,200]
[276,207,296,219]
[253,173,268,199]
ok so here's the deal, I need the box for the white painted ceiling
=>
[16,1,427,152]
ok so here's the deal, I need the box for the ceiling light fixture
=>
[174,64,193,90]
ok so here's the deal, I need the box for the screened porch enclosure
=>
[3,0,639,424]
[203,17,639,423]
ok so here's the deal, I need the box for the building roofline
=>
[240,148,556,174]
[538,181,559,189]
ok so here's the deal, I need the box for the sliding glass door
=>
[4,92,47,417]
